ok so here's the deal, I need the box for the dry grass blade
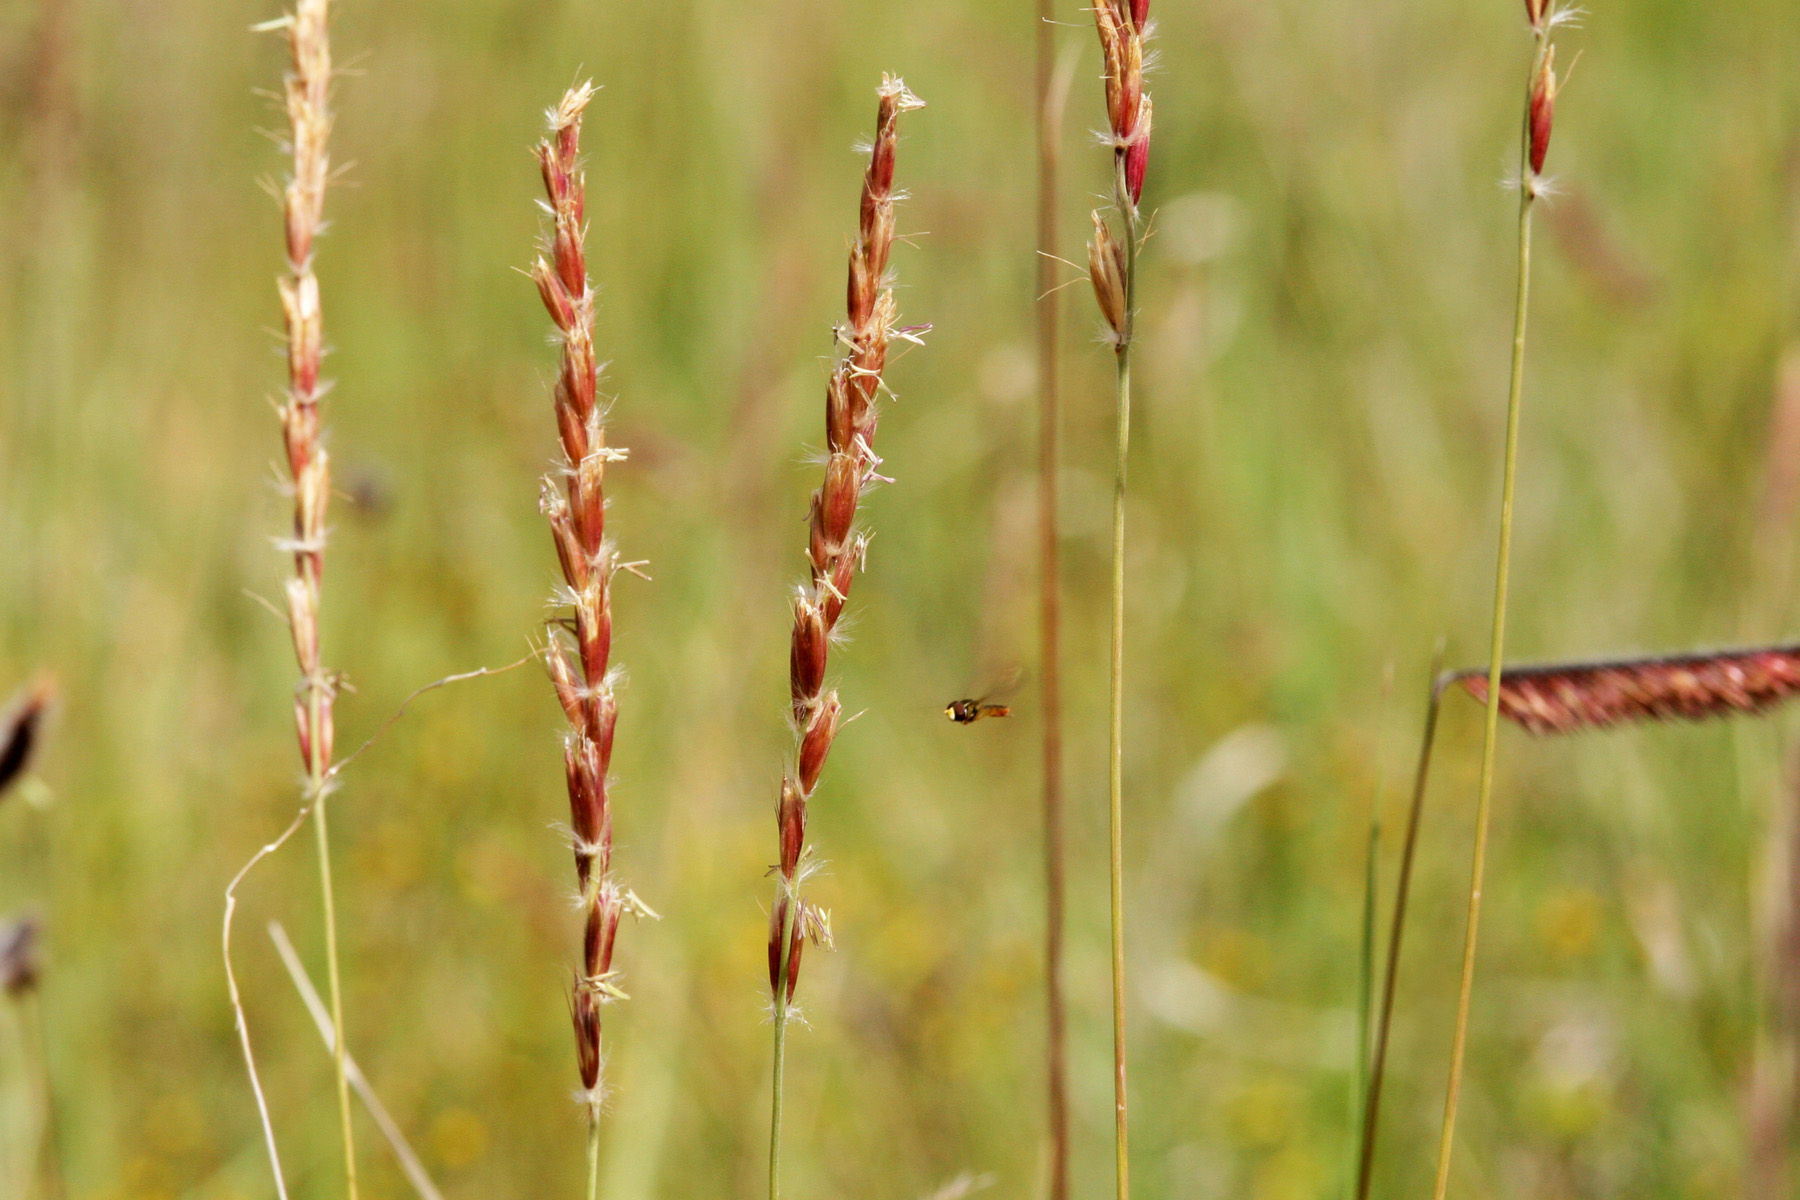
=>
[267,922,446,1200]
[220,653,526,1200]
[1451,643,1800,735]
[223,803,312,1200]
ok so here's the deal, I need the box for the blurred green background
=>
[2,0,1800,1196]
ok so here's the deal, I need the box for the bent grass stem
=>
[1356,652,1448,1200]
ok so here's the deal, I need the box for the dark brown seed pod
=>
[0,677,54,801]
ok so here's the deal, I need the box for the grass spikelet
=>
[766,75,924,1200]
[1451,644,1800,734]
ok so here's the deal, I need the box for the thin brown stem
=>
[1036,10,1070,1198]
[1356,651,1447,1200]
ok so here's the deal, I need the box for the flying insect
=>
[944,697,1012,724]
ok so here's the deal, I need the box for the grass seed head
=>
[1455,644,1800,734]
[768,77,923,1006]
[530,81,644,1110]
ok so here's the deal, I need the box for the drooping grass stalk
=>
[766,77,924,1200]
[1355,649,1447,1200]
[1360,635,1796,1198]
[528,82,661,1198]
[1453,643,1800,733]
[1431,14,1563,1192]
[1035,13,1073,1199]
[259,3,356,1193]
[1087,3,1151,1195]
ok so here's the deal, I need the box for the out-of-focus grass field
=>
[2,0,1799,1196]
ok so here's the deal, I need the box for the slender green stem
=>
[310,679,358,1200]
[1430,52,1541,1198]
[586,1108,601,1200]
[769,888,797,1200]
[1107,149,1138,1200]
[1356,654,1447,1200]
